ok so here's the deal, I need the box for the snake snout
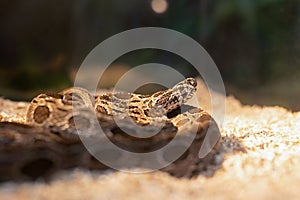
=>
[186,78,197,88]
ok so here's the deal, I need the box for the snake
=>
[0,78,222,181]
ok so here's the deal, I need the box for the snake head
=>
[151,78,197,114]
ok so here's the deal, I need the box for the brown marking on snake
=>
[96,105,109,115]
[33,106,50,124]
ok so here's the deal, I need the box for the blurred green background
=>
[0,0,300,110]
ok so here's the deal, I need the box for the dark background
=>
[0,0,299,110]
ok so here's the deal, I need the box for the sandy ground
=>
[0,79,300,200]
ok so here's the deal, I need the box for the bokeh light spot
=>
[151,0,168,14]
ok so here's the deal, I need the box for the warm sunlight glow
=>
[151,0,168,14]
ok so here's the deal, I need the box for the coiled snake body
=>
[0,78,221,181]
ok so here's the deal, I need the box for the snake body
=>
[0,78,222,181]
